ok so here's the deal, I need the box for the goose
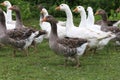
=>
[95,9,119,27]
[55,4,102,39]
[0,8,39,56]
[38,4,66,26]
[39,6,66,39]
[9,5,25,28]
[55,4,114,51]
[9,5,47,48]
[0,1,16,29]
[95,9,120,32]
[86,6,101,30]
[73,6,116,50]
[42,15,88,67]
[73,6,107,33]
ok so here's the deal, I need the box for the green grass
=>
[0,18,120,80]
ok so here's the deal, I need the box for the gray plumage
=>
[43,15,88,67]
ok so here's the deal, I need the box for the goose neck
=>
[65,8,74,28]
[49,22,58,41]
[6,4,12,21]
[44,12,48,17]
[79,10,87,27]
[87,11,94,25]
[15,11,23,28]
[0,14,6,31]
[101,13,107,21]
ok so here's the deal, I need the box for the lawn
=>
[0,17,120,80]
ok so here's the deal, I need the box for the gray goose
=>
[95,9,120,33]
[42,15,88,67]
[95,9,119,27]
[8,5,47,49]
[0,8,39,56]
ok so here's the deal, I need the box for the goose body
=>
[95,9,119,27]
[74,6,116,49]
[55,4,98,39]
[0,8,39,56]
[42,15,88,67]
[1,1,16,29]
[9,5,46,45]
[86,6,101,30]
[40,7,66,26]
[56,4,114,50]
[39,7,66,39]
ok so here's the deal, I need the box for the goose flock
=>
[0,1,120,67]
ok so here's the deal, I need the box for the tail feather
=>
[77,43,88,56]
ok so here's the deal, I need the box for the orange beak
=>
[95,11,99,15]
[73,8,78,12]
[55,6,60,10]
[0,2,5,6]
[9,6,13,10]
[42,17,47,22]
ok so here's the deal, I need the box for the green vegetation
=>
[0,18,120,80]
[1,0,120,20]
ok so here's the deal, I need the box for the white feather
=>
[24,31,39,49]
[77,43,88,56]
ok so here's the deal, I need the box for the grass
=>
[0,17,120,80]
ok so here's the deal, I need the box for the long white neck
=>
[39,9,49,25]
[6,4,12,22]
[79,9,87,27]
[64,7,74,30]
[87,10,94,26]
[44,10,49,17]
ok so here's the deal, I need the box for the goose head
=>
[95,9,105,15]
[40,8,48,17]
[87,7,93,13]
[55,4,69,11]
[9,5,20,12]
[38,4,43,11]
[42,15,58,25]
[73,6,85,13]
[0,1,11,7]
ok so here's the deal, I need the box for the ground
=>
[0,18,120,80]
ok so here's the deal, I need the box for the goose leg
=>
[64,57,68,67]
[13,49,16,57]
[34,43,38,53]
[74,55,80,68]
[93,47,97,54]
[23,48,28,56]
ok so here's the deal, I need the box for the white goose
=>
[86,7,116,48]
[86,6,101,30]
[74,6,116,49]
[1,1,15,30]
[56,4,111,39]
[74,6,102,32]
[56,4,116,50]
[39,8,66,39]
[56,4,98,39]
[40,8,66,26]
